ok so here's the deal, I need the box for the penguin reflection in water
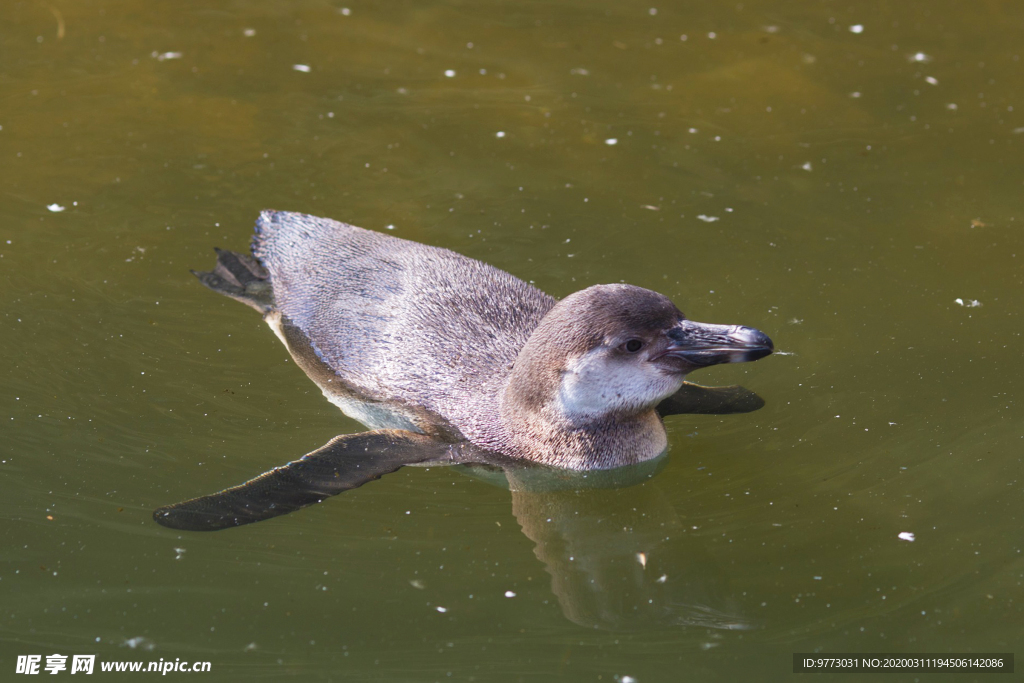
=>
[155,212,772,628]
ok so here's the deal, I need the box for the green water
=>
[3,0,1023,680]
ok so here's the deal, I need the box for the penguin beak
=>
[660,320,774,367]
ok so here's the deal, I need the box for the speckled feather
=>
[252,210,555,448]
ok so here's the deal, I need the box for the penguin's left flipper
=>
[657,382,765,416]
[153,430,464,532]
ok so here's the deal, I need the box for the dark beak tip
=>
[735,327,773,360]
[743,327,773,348]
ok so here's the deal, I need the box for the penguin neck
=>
[498,346,669,470]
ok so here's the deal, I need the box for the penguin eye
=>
[623,339,644,353]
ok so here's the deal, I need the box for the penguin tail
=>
[192,248,275,313]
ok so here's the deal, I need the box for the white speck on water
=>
[909,52,932,63]
[436,606,447,613]
[898,532,916,542]
[293,64,311,73]
[688,127,698,133]
[955,298,982,307]
[925,76,939,85]
[814,576,822,580]
[850,91,862,98]
[801,161,813,171]
[410,579,425,589]
[47,204,65,212]
[444,69,456,78]
[244,642,258,652]
[648,7,657,15]
[707,32,716,39]
[122,637,155,651]
[495,131,506,138]
[605,138,618,145]
[504,590,516,598]
[849,24,864,34]
[570,67,589,75]
[656,574,667,583]
[696,215,719,222]
[617,676,638,683]
[243,28,256,37]
[946,103,958,110]
[339,7,351,15]
[152,51,183,61]
[174,547,185,560]
[636,552,647,568]
[386,224,395,230]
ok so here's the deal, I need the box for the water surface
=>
[3,0,1023,680]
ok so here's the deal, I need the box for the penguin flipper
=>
[657,382,765,416]
[153,430,463,531]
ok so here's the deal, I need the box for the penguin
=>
[154,211,772,530]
